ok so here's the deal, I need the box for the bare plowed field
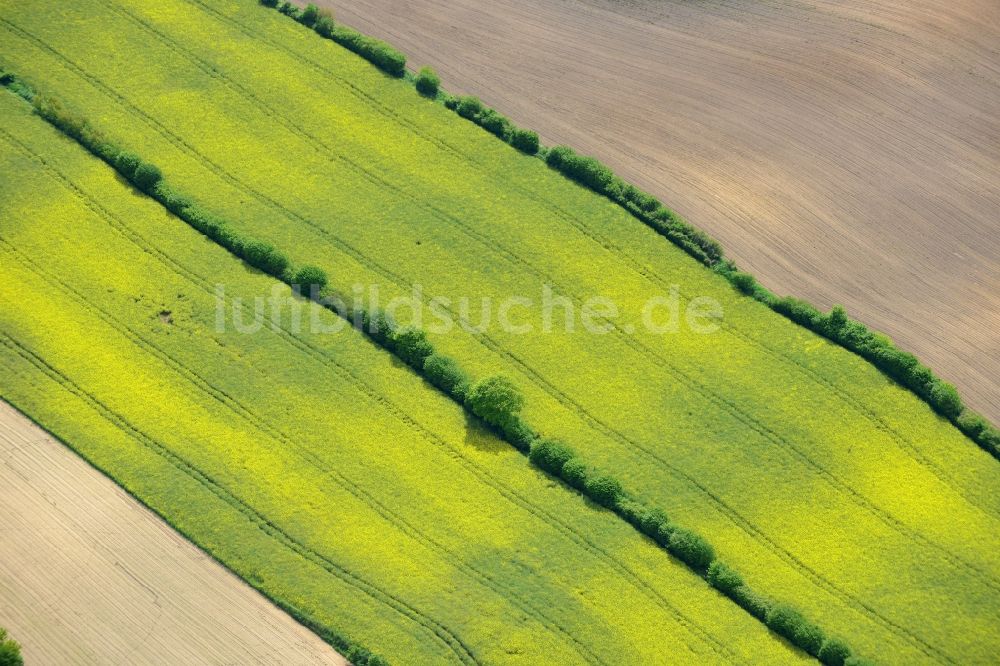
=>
[319,0,1000,421]
[0,400,345,666]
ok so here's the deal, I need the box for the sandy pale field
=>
[317,0,1000,422]
[0,400,346,665]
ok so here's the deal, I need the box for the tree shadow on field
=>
[462,410,507,455]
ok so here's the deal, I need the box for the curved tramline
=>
[1,0,997,662]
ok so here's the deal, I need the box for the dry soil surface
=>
[0,400,346,666]
[317,0,1000,421]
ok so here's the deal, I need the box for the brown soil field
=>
[0,400,346,665]
[317,0,1000,422]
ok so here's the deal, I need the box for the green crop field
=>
[0,0,998,663]
[0,95,806,664]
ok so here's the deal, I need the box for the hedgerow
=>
[423,353,470,399]
[292,265,329,296]
[260,0,406,77]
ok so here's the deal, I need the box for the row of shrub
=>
[441,94,541,155]
[719,265,1000,459]
[3,69,870,666]
[260,1,406,77]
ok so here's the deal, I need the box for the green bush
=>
[0,628,22,666]
[314,11,335,38]
[456,95,485,120]
[730,585,771,620]
[826,304,848,333]
[561,457,588,490]
[259,0,278,7]
[133,162,163,193]
[509,127,539,155]
[584,474,623,508]
[667,527,715,571]
[363,308,398,344]
[298,3,319,26]
[114,151,142,179]
[637,507,670,543]
[500,415,537,451]
[155,183,194,215]
[241,239,290,277]
[327,25,406,77]
[443,95,458,110]
[423,353,470,399]
[928,380,963,418]
[707,561,744,595]
[466,375,524,431]
[391,326,434,368]
[278,2,299,18]
[766,604,825,656]
[729,271,756,295]
[528,438,575,475]
[415,66,440,96]
[477,109,512,139]
[292,265,328,296]
[818,637,852,666]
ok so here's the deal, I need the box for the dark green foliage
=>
[155,183,194,215]
[528,438,575,475]
[456,95,485,120]
[314,13,336,38]
[114,151,142,179]
[390,326,434,368]
[346,646,389,666]
[363,308,397,344]
[928,380,963,419]
[667,527,715,571]
[773,296,824,328]
[133,162,162,193]
[415,66,440,96]
[298,3,320,27]
[278,2,299,18]
[730,585,771,620]
[561,457,588,490]
[584,474,623,508]
[327,25,406,77]
[423,353,470,399]
[730,271,757,295]
[827,304,848,333]
[509,127,539,154]
[818,637,852,666]
[477,108,512,139]
[259,0,278,7]
[0,628,22,666]
[766,604,825,656]
[292,265,328,296]
[241,239,290,277]
[443,95,458,110]
[707,561,744,595]
[499,415,537,451]
[466,375,524,431]
[634,506,670,541]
